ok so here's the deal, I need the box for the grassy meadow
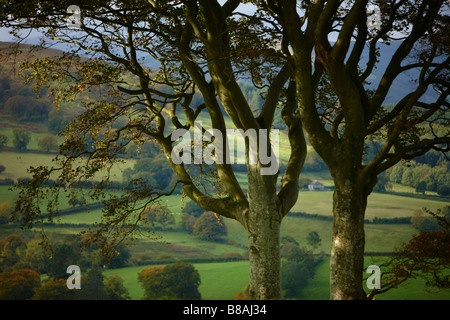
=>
[103,261,251,300]
[102,257,450,300]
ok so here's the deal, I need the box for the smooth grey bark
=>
[329,181,368,300]
[246,164,282,300]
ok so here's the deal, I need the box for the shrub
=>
[437,184,450,197]
[12,128,31,151]
[0,269,40,300]
[31,279,75,300]
[0,134,8,150]
[182,201,204,217]
[181,212,197,233]
[193,211,227,241]
[138,261,201,300]
[222,252,242,260]
[37,134,59,152]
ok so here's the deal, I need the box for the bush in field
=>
[281,261,314,298]
[37,134,59,152]
[411,207,450,232]
[0,202,11,225]
[415,181,428,194]
[181,212,197,233]
[298,176,312,189]
[124,155,174,189]
[104,275,130,300]
[107,246,131,269]
[306,231,322,250]
[193,211,227,241]
[280,241,321,299]
[0,134,8,150]
[138,261,201,300]
[182,200,204,217]
[12,128,31,151]
[141,205,175,230]
[48,116,70,133]
[437,184,450,197]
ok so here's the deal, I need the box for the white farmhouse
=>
[308,180,325,191]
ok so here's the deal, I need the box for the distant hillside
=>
[357,40,439,105]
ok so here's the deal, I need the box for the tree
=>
[415,181,427,194]
[104,275,130,300]
[269,0,450,299]
[0,134,8,150]
[193,211,228,241]
[437,184,450,196]
[369,207,450,299]
[12,128,30,151]
[281,261,313,298]
[0,202,11,225]
[280,241,320,298]
[138,261,201,300]
[31,279,76,300]
[107,245,131,269]
[4,95,49,121]
[0,234,26,271]
[306,231,322,250]
[0,269,40,300]
[37,134,59,152]
[131,155,175,189]
[46,243,80,280]
[182,200,204,218]
[4,0,307,299]
[80,263,105,300]
[390,165,404,184]
[141,205,176,230]
[4,0,449,300]
[373,171,391,192]
[137,265,166,299]
[16,238,50,273]
[48,116,69,134]
[181,212,198,233]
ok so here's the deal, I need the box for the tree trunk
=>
[246,165,282,300]
[329,180,368,300]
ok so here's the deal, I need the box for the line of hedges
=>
[288,211,411,224]
[132,256,248,267]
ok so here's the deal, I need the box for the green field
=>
[0,151,135,183]
[298,257,450,300]
[103,258,450,300]
[19,188,448,300]
[1,145,449,300]
[290,191,449,219]
[103,261,251,300]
